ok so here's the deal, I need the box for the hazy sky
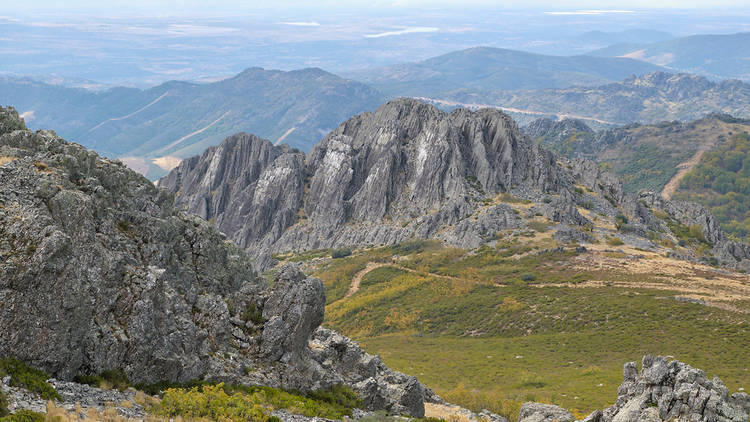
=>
[4,0,748,13]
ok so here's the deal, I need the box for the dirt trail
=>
[274,127,296,146]
[89,92,169,132]
[154,110,231,155]
[344,262,389,298]
[661,148,708,200]
[339,262,461,301]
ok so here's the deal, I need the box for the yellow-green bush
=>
[154,384,275,422]
[150,383,360,421]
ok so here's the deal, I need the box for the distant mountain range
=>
[3,41,750,181]
[349,46,667,97]
[433,72,750,128]
[0,68,383,178]
[588,32,750,81]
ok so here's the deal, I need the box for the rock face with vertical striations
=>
[0,107,427,417]
[161,98,750,270]
[160,98,583,269]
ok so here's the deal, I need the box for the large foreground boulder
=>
[0,107,426,416]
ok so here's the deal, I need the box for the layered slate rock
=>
[161,98,750,270]
[160,98,582,269]
[0,107,426,417]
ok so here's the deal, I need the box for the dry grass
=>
[0,156,16,166]
[44,400,211,422]
[31,161,50,172]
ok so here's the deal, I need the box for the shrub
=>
[73,369,131,391]
[528,220,551,233]
[242,303,265,325]
[520,273,536,282]
[573,187,584,196]
[605,236,624,246]
[331,248,352,259]
[0,410,45,422]
[614,213,629,231]
[150,382,360,421]
[154,384,276,422]
[0,358,60,401]
[580,201,594,210]
[0,390,7,417]
[305,384,362,411]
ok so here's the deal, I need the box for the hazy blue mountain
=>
[588,32,750,81]
[348,46,667,97]
[0,68,383,178]
[430,72,750,128]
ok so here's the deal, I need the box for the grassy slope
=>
[302,236,750,420]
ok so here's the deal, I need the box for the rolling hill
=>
[348,47,667,97]
[588,32,750,81]
[0,68,383,179]
[522,114,750,242]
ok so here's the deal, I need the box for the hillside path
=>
[661,148,709,200]
[88,92,170,132]
[337,261,462,302]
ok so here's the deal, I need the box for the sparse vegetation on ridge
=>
[0,358,60,401]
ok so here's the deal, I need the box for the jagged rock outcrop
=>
[161,98,750,270]
[0,107,426,417]
[596,356,750,422]
[309,328,430,417]
[637,192,750,269]
[160,98,586,269]
[516,356,750,422]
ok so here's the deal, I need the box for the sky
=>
[4,0,749,13]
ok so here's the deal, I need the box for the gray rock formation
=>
[596,356,750,422]
[309,328,427,417]
[161,98,750,271]
[160,98,587,270]
[518,402,574,422]
[0,107,426,416]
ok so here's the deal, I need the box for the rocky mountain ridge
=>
[0,107,427,416]
[160,98,750,271]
